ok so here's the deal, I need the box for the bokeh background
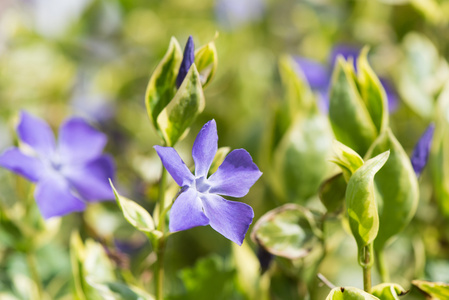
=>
[1,0,449,299]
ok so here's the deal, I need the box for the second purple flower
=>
[154,120,262,245]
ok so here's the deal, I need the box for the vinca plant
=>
[1,1,449,300]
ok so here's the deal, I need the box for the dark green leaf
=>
[356,48,388,133]
[366,129,419,251]
[157,64,205,146]
[145,37,183,133]
[319,173,346,214]
[329,58,377,155]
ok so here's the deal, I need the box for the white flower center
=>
[193,176,211,194]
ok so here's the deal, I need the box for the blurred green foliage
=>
[1,0,449,299]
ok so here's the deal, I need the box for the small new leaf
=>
[326,287,379,299]
[330,140,364,182]
[346,151,389,248]
[110,180,155,233]
[356,47,389,133]
[195,41,218,88]
[251,204,322,259]
[371,283,407,300]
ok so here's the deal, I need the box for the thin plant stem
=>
[375,249,390,283]
[26,251,44,300]
[362,245,372,293]
[155,167,168,300]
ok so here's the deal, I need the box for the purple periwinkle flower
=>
[411,123,435,177]
[176,35,195,89]
[0,111,115,219]
[154,120,262,245]
[295,45,399,113]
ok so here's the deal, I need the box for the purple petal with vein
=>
[169,188,209,232]
[58,117,107,164]
[154,145,194,187]
[411,124,435,177]
[294,57,330,90]
[201,193,254,245]
[208,149,262,197]
[17,111,55,158]
[0,148,44,182]
[176,35,195,88]
[63,155,115,201]
[192,120,218,177]
[34,171,86,219]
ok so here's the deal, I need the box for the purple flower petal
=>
[201,193,254,245]
[379,78,399,113]
[176,35,195,88]
[411,123,435,177]
[169,187,209,232]
[154,146,194,187]
[192,120,218,177]
[329,45,360,71]
[17,111,55,158]
[208,149,262,197]
[34,171,86,219]
[63,155,115,201]
[58,117,107,164]
[294,57,330,90]
[0,148,44,182]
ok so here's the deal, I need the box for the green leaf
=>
[412,280,449,299]
[272,110,333,202]
[208,146,231,175]
[251,204,322,259]
[145,37,183,132]
[397,33,449,119]
[110,181,157,233]
[356,48,388,133]
[431,82,449,216]
[319,173,346,214]
[279,55,314,117]
[325,287,380,299]
[87,282,154,300]
[70,232,102,300]
[331,140,364,182]
[329,58,377,155]
[366,129,419,251]
[371,283,407,300]
[346,151,389,248]
[169,255,242,300]
[157,64,205,146]
[194,41,218,88]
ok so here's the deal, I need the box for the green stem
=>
[26,251,44,300]
[155,167,168,300]
[375,249,390,283]
[362,245,372,293]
